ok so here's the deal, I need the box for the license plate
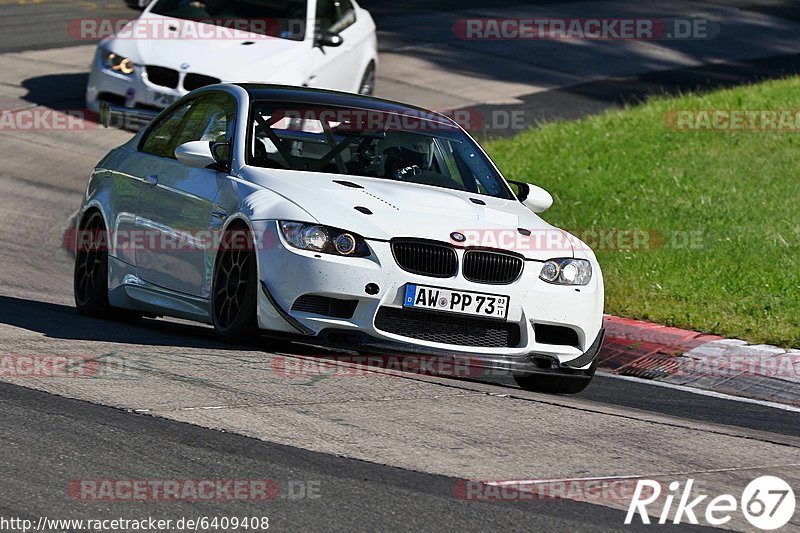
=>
[403,284,508,320]
[153,92,176,106]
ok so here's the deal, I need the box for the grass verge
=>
[485,78,800,347]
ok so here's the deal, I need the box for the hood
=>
[106,13,308,82]
[242,168,574,261]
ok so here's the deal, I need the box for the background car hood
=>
[244,169,574,260]
[107,13,307,81]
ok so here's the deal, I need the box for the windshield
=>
[247,102,514,199]
[149,0,307,41]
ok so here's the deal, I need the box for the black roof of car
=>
[235,83,457,126]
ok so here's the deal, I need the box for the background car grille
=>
[184,73,222,91]
[144,68,220,92]
[145,66,179,89]
[374,307,521,348]
[391,240,457,278]
[463,250,523,284]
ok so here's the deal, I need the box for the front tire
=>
[74,211,141,321]
[513,360,597,394]
[211,227,259,343]
[74,211,112,316]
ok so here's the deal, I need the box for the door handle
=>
[144,175,158,187]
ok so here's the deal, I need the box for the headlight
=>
[539,258,592,285]
[101,49,135,75]
[279,221,370,257]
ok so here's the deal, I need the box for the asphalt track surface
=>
[0,1,798,531]
[2,380,718,532]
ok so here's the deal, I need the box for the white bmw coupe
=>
[87,0,377,112]
[74,84,605,393]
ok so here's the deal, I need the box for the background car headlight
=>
[539,258,592,285]
[101,49,135,75]
[280,222,370,257]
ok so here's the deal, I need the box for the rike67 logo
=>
[626,476,795,530]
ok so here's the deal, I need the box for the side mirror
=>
[508,180,553,213]
[210,141,230,166]
[317,31,343,47]
[175,141,221,169]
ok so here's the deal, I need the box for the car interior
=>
[248,105,512,198]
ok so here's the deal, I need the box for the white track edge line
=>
[596,371,800,413]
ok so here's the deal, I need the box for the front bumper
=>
[253,220,605,374]
[262,280,604,379]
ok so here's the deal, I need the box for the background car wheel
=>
[513,359,597,394]
[358,62,376,95]
[212,226,259,343]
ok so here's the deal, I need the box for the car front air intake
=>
[463,250,523,284]
[391,239,457,278]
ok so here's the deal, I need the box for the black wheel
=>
[74,211,141,320]
[358,62,376,95]
[211,227,259,342]
[513,359,597,394]
[74,211,114,316]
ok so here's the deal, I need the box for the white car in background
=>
[87,0,377,112]
[125,0,153,9]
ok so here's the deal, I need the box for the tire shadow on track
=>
[0,295,329,356]
[20,73,89,110]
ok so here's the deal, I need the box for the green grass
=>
[485,78,800,347]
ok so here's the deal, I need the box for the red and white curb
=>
[599,316,800,406]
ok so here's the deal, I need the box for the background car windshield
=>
[150,0,307,41]
[248,103,513,199]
